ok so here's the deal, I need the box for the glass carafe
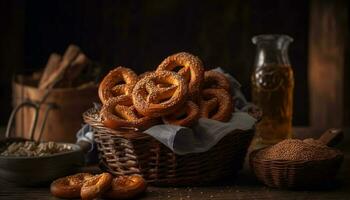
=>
[251,34,294,145]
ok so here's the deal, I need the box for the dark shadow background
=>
[0,0,309,126]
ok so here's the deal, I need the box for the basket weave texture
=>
[249,149,344,189]
[83,107,255,186]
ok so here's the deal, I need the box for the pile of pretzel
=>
[98,52,234,131]
[50,173,146,200]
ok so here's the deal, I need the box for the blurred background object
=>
[0,0,348,132]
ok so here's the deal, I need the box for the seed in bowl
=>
[0,141,73,157]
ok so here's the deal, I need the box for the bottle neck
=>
[255,45,291,68]
[253,35,292,68]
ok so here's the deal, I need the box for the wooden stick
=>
[39,44,80,89]
[65,52,90,86]
[38,53,62,88]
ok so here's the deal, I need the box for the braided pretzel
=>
[139,71,174,91]
[156,52,204,101]
[98,67,138,104]
[50,173,94,198]
[203,70,231,94]
[162,101,200,127]
[200,89,234,122]
[132,71,188,117]
[101,96,159,131]
[80,173,113,200]
[103,175,147,200]
[138,71,153,79]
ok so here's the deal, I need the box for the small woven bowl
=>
[249,148,344,189]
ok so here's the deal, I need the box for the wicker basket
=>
[83,107,255,186]
[249,148,344,189]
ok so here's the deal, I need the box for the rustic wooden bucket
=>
[12,75,99,143]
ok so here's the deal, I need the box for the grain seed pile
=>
[1,141,73,157]
[255,139,340,161]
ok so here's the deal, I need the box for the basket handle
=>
[317,128,344,147]
[5,101,39,140]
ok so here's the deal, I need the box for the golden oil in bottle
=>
[251,35,294,145]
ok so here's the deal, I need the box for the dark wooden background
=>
[1,0,345,128]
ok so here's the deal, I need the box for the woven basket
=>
[249,148,344,189]
[83,107,255,186]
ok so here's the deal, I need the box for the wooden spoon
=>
[318,128,344,147]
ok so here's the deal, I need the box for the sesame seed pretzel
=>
[80,173,113,200]
[100,96,159,131]
[103,175,147,200]
[162,101,200,127]
[98,67,138,104]
[50,173,94,198]
[156,52,204,101]
[200,89,234,122]
[203,70,231,94]
[132,71,188,117]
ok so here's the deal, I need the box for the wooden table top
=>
[1,127,349,200]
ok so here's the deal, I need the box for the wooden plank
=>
[1,127,349,199]
[0,154,349,200]
[38,53,62,88]
[308,0,348,130]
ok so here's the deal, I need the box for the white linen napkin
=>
[144,112,256,155]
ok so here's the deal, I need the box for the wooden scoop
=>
[318,128,344,147]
